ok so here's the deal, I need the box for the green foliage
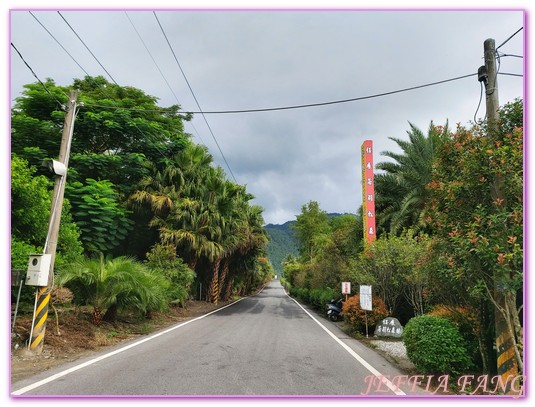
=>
[12,76,270,307]
[70,152,150,196]
[11,238,40,304]
[11,154,51,245]
[11,155,84,273]
[55,199,85,263]
[66,178,134,254]
[264,221,299,275]
[288,286,337,312]
[428,305,482,370]
[292,201,330,261]
[57,255,169,324]
[308,287,338,310]
[342,294,389,334]
[351,231,430,315]
[425,100,523,374]
[375,121,449,235]
[145,244,195,306]
[402,315,473,376]
[11,76,191,261]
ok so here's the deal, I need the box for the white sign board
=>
[360,285,373,311]
[342,282,351,295]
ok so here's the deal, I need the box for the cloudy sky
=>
[6,3,525,225]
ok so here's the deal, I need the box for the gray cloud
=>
[9,9,524,224]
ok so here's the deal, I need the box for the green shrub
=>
[308,287,337,311]
[428,305,482,370]
[402,315,473,376]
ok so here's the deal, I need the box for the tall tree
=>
[292,201,330,262]
[375,122,449,235]
[11,77,192,259]
[426,99,523,373]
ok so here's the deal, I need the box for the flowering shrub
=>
[342,294,388,334]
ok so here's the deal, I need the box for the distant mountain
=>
[264,213,350,275]
[264,221,299,276]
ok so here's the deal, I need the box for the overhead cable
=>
[496,27,523,51]
[124,11,206,146]
[29,11,91,77]
[153,11,237,183]
[28,14,174,162]
[11,42,67,109]
[57,11,119,85]
[178,73,479,114]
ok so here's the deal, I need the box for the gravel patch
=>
[370,340,409,361]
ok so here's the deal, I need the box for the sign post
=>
[342,282,351,301]
[360,285,373,338]
[361,141,376,246]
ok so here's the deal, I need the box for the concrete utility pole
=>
[29,91,77,354]
[484,39,500,132]
[482,39,520,393]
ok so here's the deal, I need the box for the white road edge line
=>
[287,294,406,396]
[11,297,246,396]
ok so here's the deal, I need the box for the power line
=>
[496,27,523,51]
[180,73,479,114]
[83,72,480,115]
[27,14,177,164]
[498,72,523,77]
[79,68,518,115]
[10,42,67,109]
[153,11,237,183]
[57,11,119,85]
[124,11,206,146]
[498,53,523,59]
[29,11,91,77]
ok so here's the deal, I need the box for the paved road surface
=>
[12,280,426,396]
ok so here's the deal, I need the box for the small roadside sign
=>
[360,285,372,311]
[341,282,351,295]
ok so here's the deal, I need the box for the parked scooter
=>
[326,298,343,322]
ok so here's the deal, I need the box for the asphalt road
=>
[12,280,427,397]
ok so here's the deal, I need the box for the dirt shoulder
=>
[10,300,230,384]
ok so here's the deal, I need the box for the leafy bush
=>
[402,315,473,375]
[342,294,389,334]
[428,305,482,370]
[145,244,195,307]
[66,178,134,254]
[308,287,338,311]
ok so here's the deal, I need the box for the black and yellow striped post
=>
[494,291,520,395]
[29,287,52,354]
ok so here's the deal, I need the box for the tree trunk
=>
[103,303,118,323]
[218,258,230,300]
[188,258,197,273]
[223,277,234,302]
[91,306,103,326]
[208,258,221,304]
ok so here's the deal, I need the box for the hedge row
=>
[288,286,338,313]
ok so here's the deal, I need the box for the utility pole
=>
[29,91,77,354]
[481,39,520,394]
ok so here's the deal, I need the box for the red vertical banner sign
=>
[361,140,376,245]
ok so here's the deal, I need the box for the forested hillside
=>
[264,221,298,275]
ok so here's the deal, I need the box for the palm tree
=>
[375,121,449,234]
[56,255,169,325]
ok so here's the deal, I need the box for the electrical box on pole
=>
[25,254,52,286]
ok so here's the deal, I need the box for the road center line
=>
[11,297,245,396]
[287,294,406,396]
